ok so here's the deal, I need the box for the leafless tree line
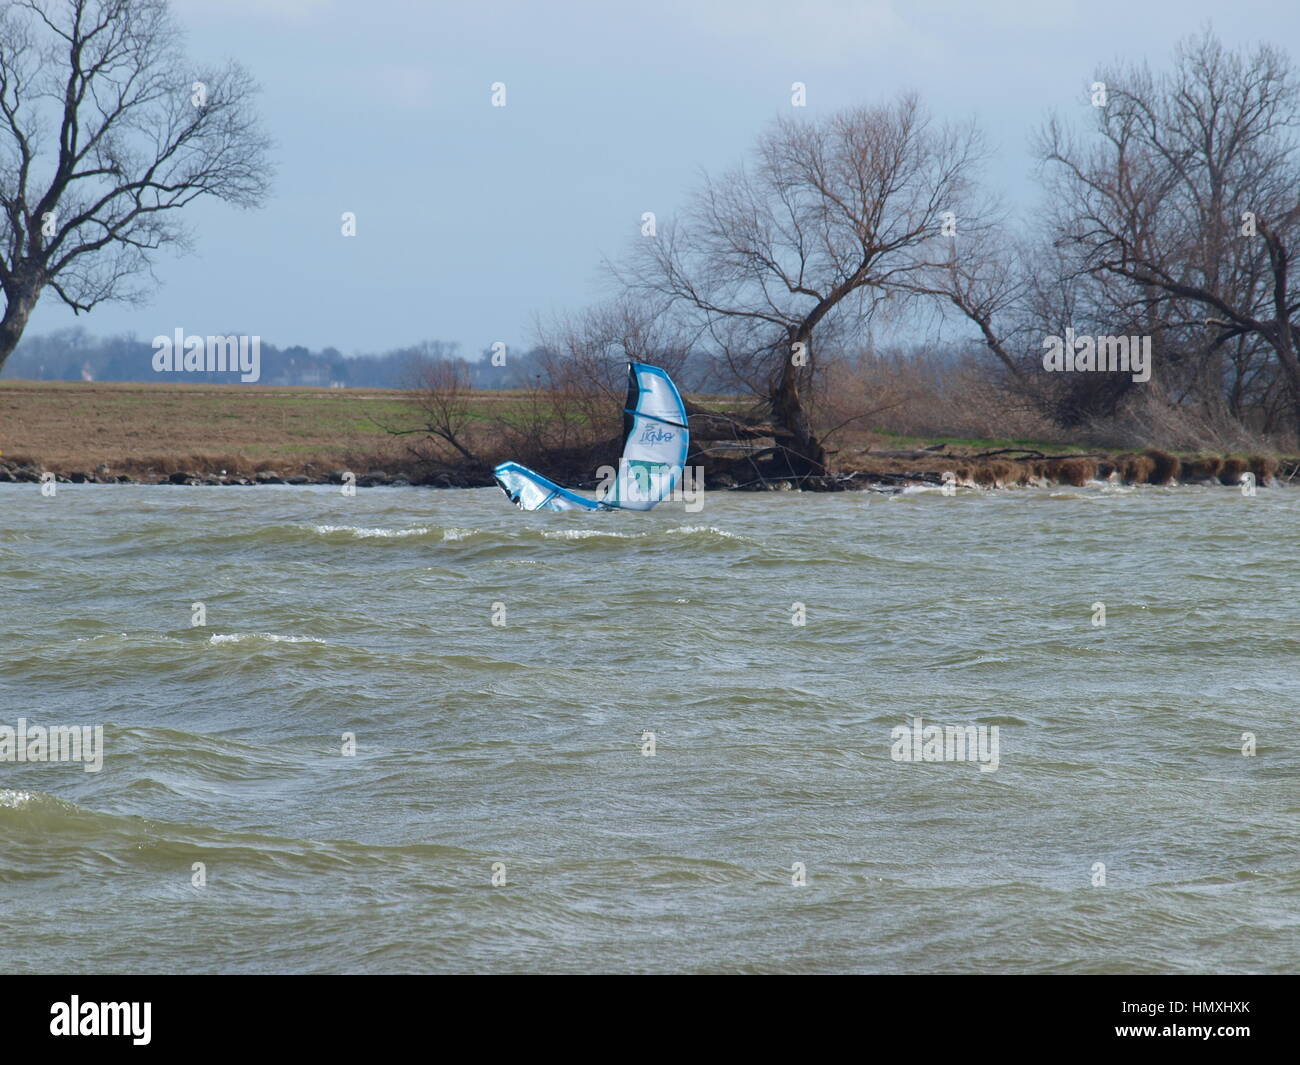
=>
[535,29,1300,469]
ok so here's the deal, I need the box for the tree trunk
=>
[0,284,40,374]
[1274,335,1300,443]
[770,339,827,478]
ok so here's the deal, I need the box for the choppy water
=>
[1,482,1296,973]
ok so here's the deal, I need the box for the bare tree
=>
[535,294,693,411]
[535,294,783,478]
[408,358,482,468]
[624,95,986,476]
[1040,30,1300,438]
[906,216,1032,383]
[0,0,272,371]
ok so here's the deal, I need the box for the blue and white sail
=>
[493,362,689,513]
[493,460,607,512]
[604,361,690,510]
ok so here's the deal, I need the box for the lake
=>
[1,482,1296,973]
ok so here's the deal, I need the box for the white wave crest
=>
[664,526,740,539]
[541,529,635,540]
[539,525,739,541]
[208,633,327,645]
[311,525,432,539]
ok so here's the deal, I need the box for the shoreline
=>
[3,380,1295,492]
[2,449,1294,492]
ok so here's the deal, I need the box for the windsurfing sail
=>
[605,361,690,510]
[493,362,689,512]
[493,460,607,512]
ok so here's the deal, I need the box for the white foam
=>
[208,633,326,645]
[539,525,739,541]
[664,526,740,539]
[75,633,184,644]
[541,529,635,540]
[311,525,432,539]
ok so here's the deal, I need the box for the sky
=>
[22,0,1300,357]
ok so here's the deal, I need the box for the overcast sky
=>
[23,0,1300,357]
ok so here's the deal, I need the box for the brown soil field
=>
[0,380,466,476]
[2,380,1296,488]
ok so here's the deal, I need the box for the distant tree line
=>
[1,330,550,389]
